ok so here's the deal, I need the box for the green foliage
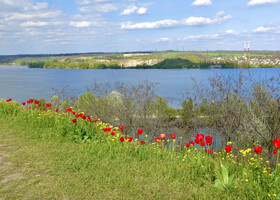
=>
[214,164,236,191]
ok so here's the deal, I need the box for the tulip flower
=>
[120,137,124,142]
[273,139,280,148]
[137,129,143,134]
[34,100,39,104]
[55,109,58,112]
[195,138,200,144]
[205,149,211,154]
[160,134,166,140]
[155,138,160,143]
[254,146,263,154]
[189,141,195,146]
[46,103,51,107]
[126,137,133,142]
[140,141,145,144]
[205,136,213,146]
[195,133,204,142]
[22,102,26,106]
[225,146,232,152]
[185,143,190,147]
[273,149,278,155]
[170,134,176,139]
[6,98,12,102]
[111,132,115,136]
[107,127,111,132]
[72,119,77,123]
[200,141,205,146]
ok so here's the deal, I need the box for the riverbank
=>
[0,99,279,199]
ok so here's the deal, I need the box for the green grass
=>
[193,52,274,57]
[0,99,280,199]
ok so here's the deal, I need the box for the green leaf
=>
[221,164,229,184]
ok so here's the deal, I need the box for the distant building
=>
[210,65,221,68]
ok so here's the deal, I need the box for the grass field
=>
[0,99,280,199]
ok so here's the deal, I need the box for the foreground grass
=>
[0,100,279,199]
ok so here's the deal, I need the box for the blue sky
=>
[0,0,280,54]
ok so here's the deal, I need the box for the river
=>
[1,65,280,107]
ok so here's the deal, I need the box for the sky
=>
[0,0,280,54]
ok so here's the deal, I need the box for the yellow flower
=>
[227,141,232,145]
[268,194,271,197]
[273,194,277,197]
[245,179,248,182]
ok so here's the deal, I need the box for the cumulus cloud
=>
[121,11,231,29]
[224,29,237,34]
[181,34,220,40]
[33,2,48,10]
[78,3,117,13]
[20,21,48,27]
[120,6,147,15]
[252,26,276,32]
[69,21,92,28]
[75,0,113,5]
[192,0,212,6]
[156,37,172,42]
[247,0,280,6]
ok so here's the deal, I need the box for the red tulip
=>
[81,115,86,119]
[22,102,26,106]
[273,139,280,148]
[34,100,39,104]
[6,98,12,102]
[200,141,205,146]
[160,134,166,140]
[55,109,58,112]
[119,125,123,131]
[72,112,75,115]
[189,141,195,146]
[155,138,160,142]
[111,132,115,136]
[225,146,232,152]
[185,143,190,147]
[205,149,211,154]
[254,146,263,154]
[93,120,98,123]
[28,99,33,103]
[75,114,79,118]
[137,129,143,134]
[126,137,133,142]
[205,136,213,146]
[170,134,176,139]
[34,106,38,109]
[120,137,124,142]
[107,127,111,132]
[72,119,77,123]
[38,104,41,107]
[46,103,51,107]
[195,133,204,142]
[273,149,278,155]
[140,141,145,144]
[103,128,107,132]
[195,138,200,144]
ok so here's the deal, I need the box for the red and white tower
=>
[243,41,251,61]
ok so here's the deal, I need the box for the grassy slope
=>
[0,118,219,200]
[0,101,279,199]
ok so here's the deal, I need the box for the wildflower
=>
[55,109,58,112]
[22,102,26,106]
[137,129,143,134]
[75,114,79,118]
[273,149,278,155]
[189,141,195,146]
[205,149,211,154]
[170,134,176,139]
[185,143,190,148]
[119,125,123,132]
[72,119,77,123]
[225,146,232,152]
[195,138,200,144]
[160,133,166,140]
[195,133,204,142]
[140,141,145,144]
[34,100,39,104]
[111,132,115,136]
[273,139,280,148]
[200,141,205,146]
[46,103,51,107]
[155,138,160,143]
[254,146,262,154]
[227,141,232,145]
[205,136,213,146]
[120,137,124,142]
[107,127,111,132]
[6,98,12,102]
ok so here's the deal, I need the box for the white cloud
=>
[181,34,220,40]
[137,7,147,15]
[120,6,147,15]
[4,10,62,21]
[33,2,48,10]
[20,21,48,27]
[192,0,212,6]
[156,37,171,42]
[75,0,112,5]
[78,3,117,13]
[252,26,276,32]
[121,12,231,29]
[224,30,237,34]
[247,0,280,6]
[69,21,92,28]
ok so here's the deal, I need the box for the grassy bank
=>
[0,99,280,199]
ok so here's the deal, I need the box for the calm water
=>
[1,65,280,107]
